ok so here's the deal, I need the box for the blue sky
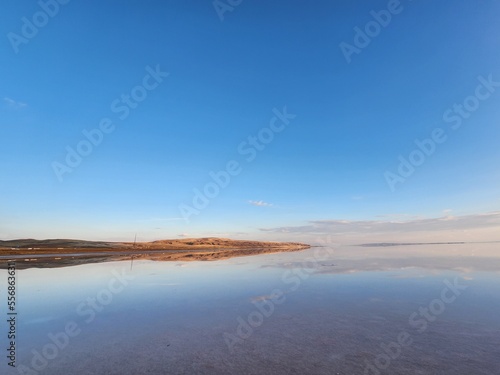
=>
[1,0,499,242]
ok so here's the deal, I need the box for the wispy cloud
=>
[4,97,27,110]
[374,213,425,221]
[135,217,185,222]
[248,200,273,207]
[259,211,500,240]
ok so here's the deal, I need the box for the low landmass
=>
[359,241,467,247]
[359,241,500,247]
[0,237,310,269]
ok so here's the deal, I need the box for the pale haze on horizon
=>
[1,0,499,243]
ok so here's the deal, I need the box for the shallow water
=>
[2,244,500,374]
[0,248,195,259]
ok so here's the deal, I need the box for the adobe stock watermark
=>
[51,64,168,182]
[339,0,409,64]
[178,106,296,222]
[363,277,468,375]
[384,73,500,192]
[16,268,135,375]
[7,0,71,54]
[213,0,242,21]
[223,242,337,353]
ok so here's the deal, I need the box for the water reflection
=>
[2,243,499,374]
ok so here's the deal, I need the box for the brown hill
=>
[0,237,311,269]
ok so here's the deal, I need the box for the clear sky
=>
[1,0,499,243]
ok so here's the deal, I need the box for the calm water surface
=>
[2,244,500,374]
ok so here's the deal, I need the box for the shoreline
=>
[0,238,311,269]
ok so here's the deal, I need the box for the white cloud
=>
[4,97,27,110]
[259,211,500,243]
[375,213,425,221]
[248,200,273,207]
